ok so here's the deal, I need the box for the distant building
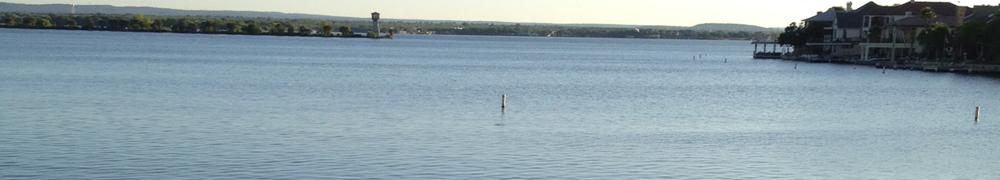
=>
[371,12,380,35]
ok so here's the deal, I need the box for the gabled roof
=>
[853,1,885,14]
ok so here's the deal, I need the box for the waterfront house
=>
[799,1,993,61]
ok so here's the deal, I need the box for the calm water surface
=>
[2,29,1000,179]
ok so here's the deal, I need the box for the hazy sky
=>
[5,0,999,27]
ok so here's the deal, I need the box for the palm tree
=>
[910,7,937,60]
[920,7,937,23]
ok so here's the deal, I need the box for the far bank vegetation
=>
[1,12,778,40]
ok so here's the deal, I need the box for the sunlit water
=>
[2,29,999,179]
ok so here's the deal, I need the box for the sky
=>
[4,0,999,27]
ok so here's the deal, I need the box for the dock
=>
[751,41,787,59]
[749,41,1000,76]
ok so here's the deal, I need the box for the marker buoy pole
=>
[794,63,798,69]
[975,106,980,123]
[502,94,507,110]
[724,59,727,63]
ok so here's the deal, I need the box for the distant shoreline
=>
[1,11,779,41]
[0,26,390,39]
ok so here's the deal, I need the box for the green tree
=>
[66,19,77,29]
[4,17,15,27]
[957,21,986,61]
[151,19,164,31]
[917,22,951,60]
[244,24,263,35]
[298,26,312,36]
[172,20,188,32]
[271,23,287,35]
[22,17,36,28]
[200,21,218,33]
[226,23,241,34]
[173,19,199,33]
[131,14,152,30]
[83,18,96,30]
[184,21,199,33]
[321,22,334,36]
[778,22,806,48]
[915,6,938,59]
[828,6,846,12]
[339,26,352,36]
[35,18,51,28]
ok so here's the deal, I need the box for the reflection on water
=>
[1,29,999,179]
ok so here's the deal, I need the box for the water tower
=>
[371,12,381,35]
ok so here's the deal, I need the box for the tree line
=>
[1,12,778,41]
[1,12,387,38]
[422,23,776,40]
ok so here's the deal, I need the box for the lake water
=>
[2,28,999,179]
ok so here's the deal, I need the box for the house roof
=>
[965,5,999,23]
[889,16,960,27]
[805,11,838,22]
[836,12,865,28]
[853,1,884,14]
[869,1,968,16]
